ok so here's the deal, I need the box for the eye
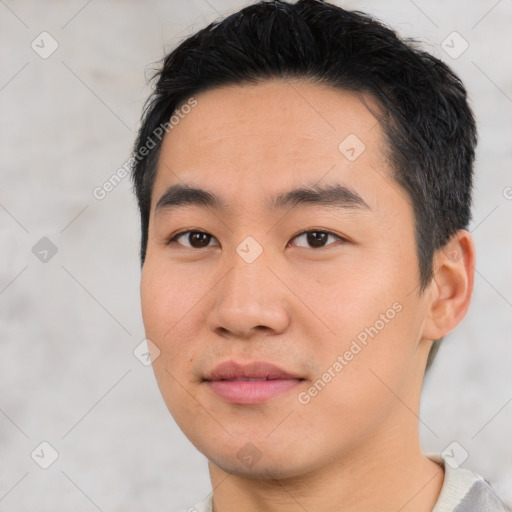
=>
[289,230,345,249]
[168,230,219,249]
[168,229,344,250]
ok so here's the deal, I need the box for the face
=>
[140,79,434,479]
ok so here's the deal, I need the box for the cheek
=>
[140,259,207,362]
[330,293,425,404]
[142,257,193,326]
[302,309,416,440]
[297,260,399,341]
[300,259,423,401]
[140,261,207,420]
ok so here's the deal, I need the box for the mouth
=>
[203,360,304,405]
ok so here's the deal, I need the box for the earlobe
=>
[422,230,476,341]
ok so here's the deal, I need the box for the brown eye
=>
[290,230,343,249]
[188,232,212,248]
[170,231,219,249]
[306,231,328,247]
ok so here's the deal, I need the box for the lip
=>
[203,360,304,405]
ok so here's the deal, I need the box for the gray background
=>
[0,1,511,510]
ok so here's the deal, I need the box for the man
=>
[131,1,509,510]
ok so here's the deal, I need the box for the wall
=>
[1,1,511,510]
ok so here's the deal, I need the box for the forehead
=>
[152,79,389,208]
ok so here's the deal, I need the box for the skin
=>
[140,79,475,512]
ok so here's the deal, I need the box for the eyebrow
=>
[268,183,369,211]
[155,183,369,215]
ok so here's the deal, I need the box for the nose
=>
[206,245,291,340]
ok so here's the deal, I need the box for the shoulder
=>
[429,454,511,512]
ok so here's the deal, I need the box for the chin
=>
[209,455,306,481]
[202,438,322,482]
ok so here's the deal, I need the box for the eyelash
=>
[167,229,347,250]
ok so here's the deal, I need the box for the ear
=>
[422,230,476,341]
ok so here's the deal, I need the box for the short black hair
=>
[132,0,477,367]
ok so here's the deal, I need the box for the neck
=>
[208,419,444,512]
